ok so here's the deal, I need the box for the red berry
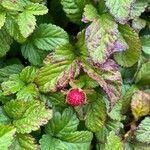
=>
[66,89,86,106]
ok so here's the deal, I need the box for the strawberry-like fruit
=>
[66,89,86,106]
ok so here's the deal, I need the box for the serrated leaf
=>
[40,131,93,150]
[132,18,146,31]
[82,4,98,23]
[21,42,48,66]
[121,85,138,114]
[85,14,127,64]
[10,134,39,150]
[136,117,150,144]
[0,64,23,83]
[61,0,90,24]
[130,0,148,19]
[80,59,122,110]
[25,3,48,15]
[4,100,52,134]
[18,11,36,38]
[45,108,79,137]
[32,24,69,51]
[114,25,141,67]
[1,0,24,11]
[35,43,80,93]
[105,131,123,150]
[96,120,122,149]
[0,11,6,29]
[0,125,16,150]
[0,29,13,58]
[141,35,150,56]
[1,74,25,95]
[0,107,10,125]
[131,90,150,120]
[85,93,107,132]
[16,83,39,101]
[20,66,38,83]
[5,16,26,43]
[105,0,135,24]
[135,61,150,85]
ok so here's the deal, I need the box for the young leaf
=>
[131,90,150,120]
[82,4,98,23]
[10,134,39,150]
[85,93,107,132]
[18,11,36,38]
[136,117,150,144]
[32,24,69,51]
[0,125,16,150]
[105,0,135,24]
[135,61,150,85]
[61,0,90,24]
[105,131,123,150]
[114,25,141,67]
[4,100,52,134]
[25,3,48,15]
[85,14,127,64]
[35,43,80,93]
[45,108,79,137]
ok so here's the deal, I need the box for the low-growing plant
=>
[0,0,150,149]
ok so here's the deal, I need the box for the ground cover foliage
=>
[0,0,150,149]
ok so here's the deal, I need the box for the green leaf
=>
[0,107,10,125]
[114,25,141,67]
[0,11,6,29]
[135,61,150,85]
[25,3,48,15]
[136,117,150,144]
[121,85,138,114]
[85,93,107,132]
[4,100,52,134]
[96,120,122,149]
[82,4,98,22]
[0,125,16,150]
[40,131,93,150]
[105,0,135,24]
[45,108,79,137]
[80,59,122,110]
[16,83,39,101]
[1,0,24,11]
[21,42,48,66]
[1,74,25,95]
[35,43,80,93]
[20,66,38,83]
[141,35,150,56]
[10,134,39,150]
[5,16,26,43]
[32,24,69,51]
[85,14,127,64]
[132,18,146,31]
[18,11,36,38]
[105,131,123,150]
[130,0,148,19]
[61,0,90,24]
[0,29,13,58]
[0,64,23,83]
[131,90,150,120]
